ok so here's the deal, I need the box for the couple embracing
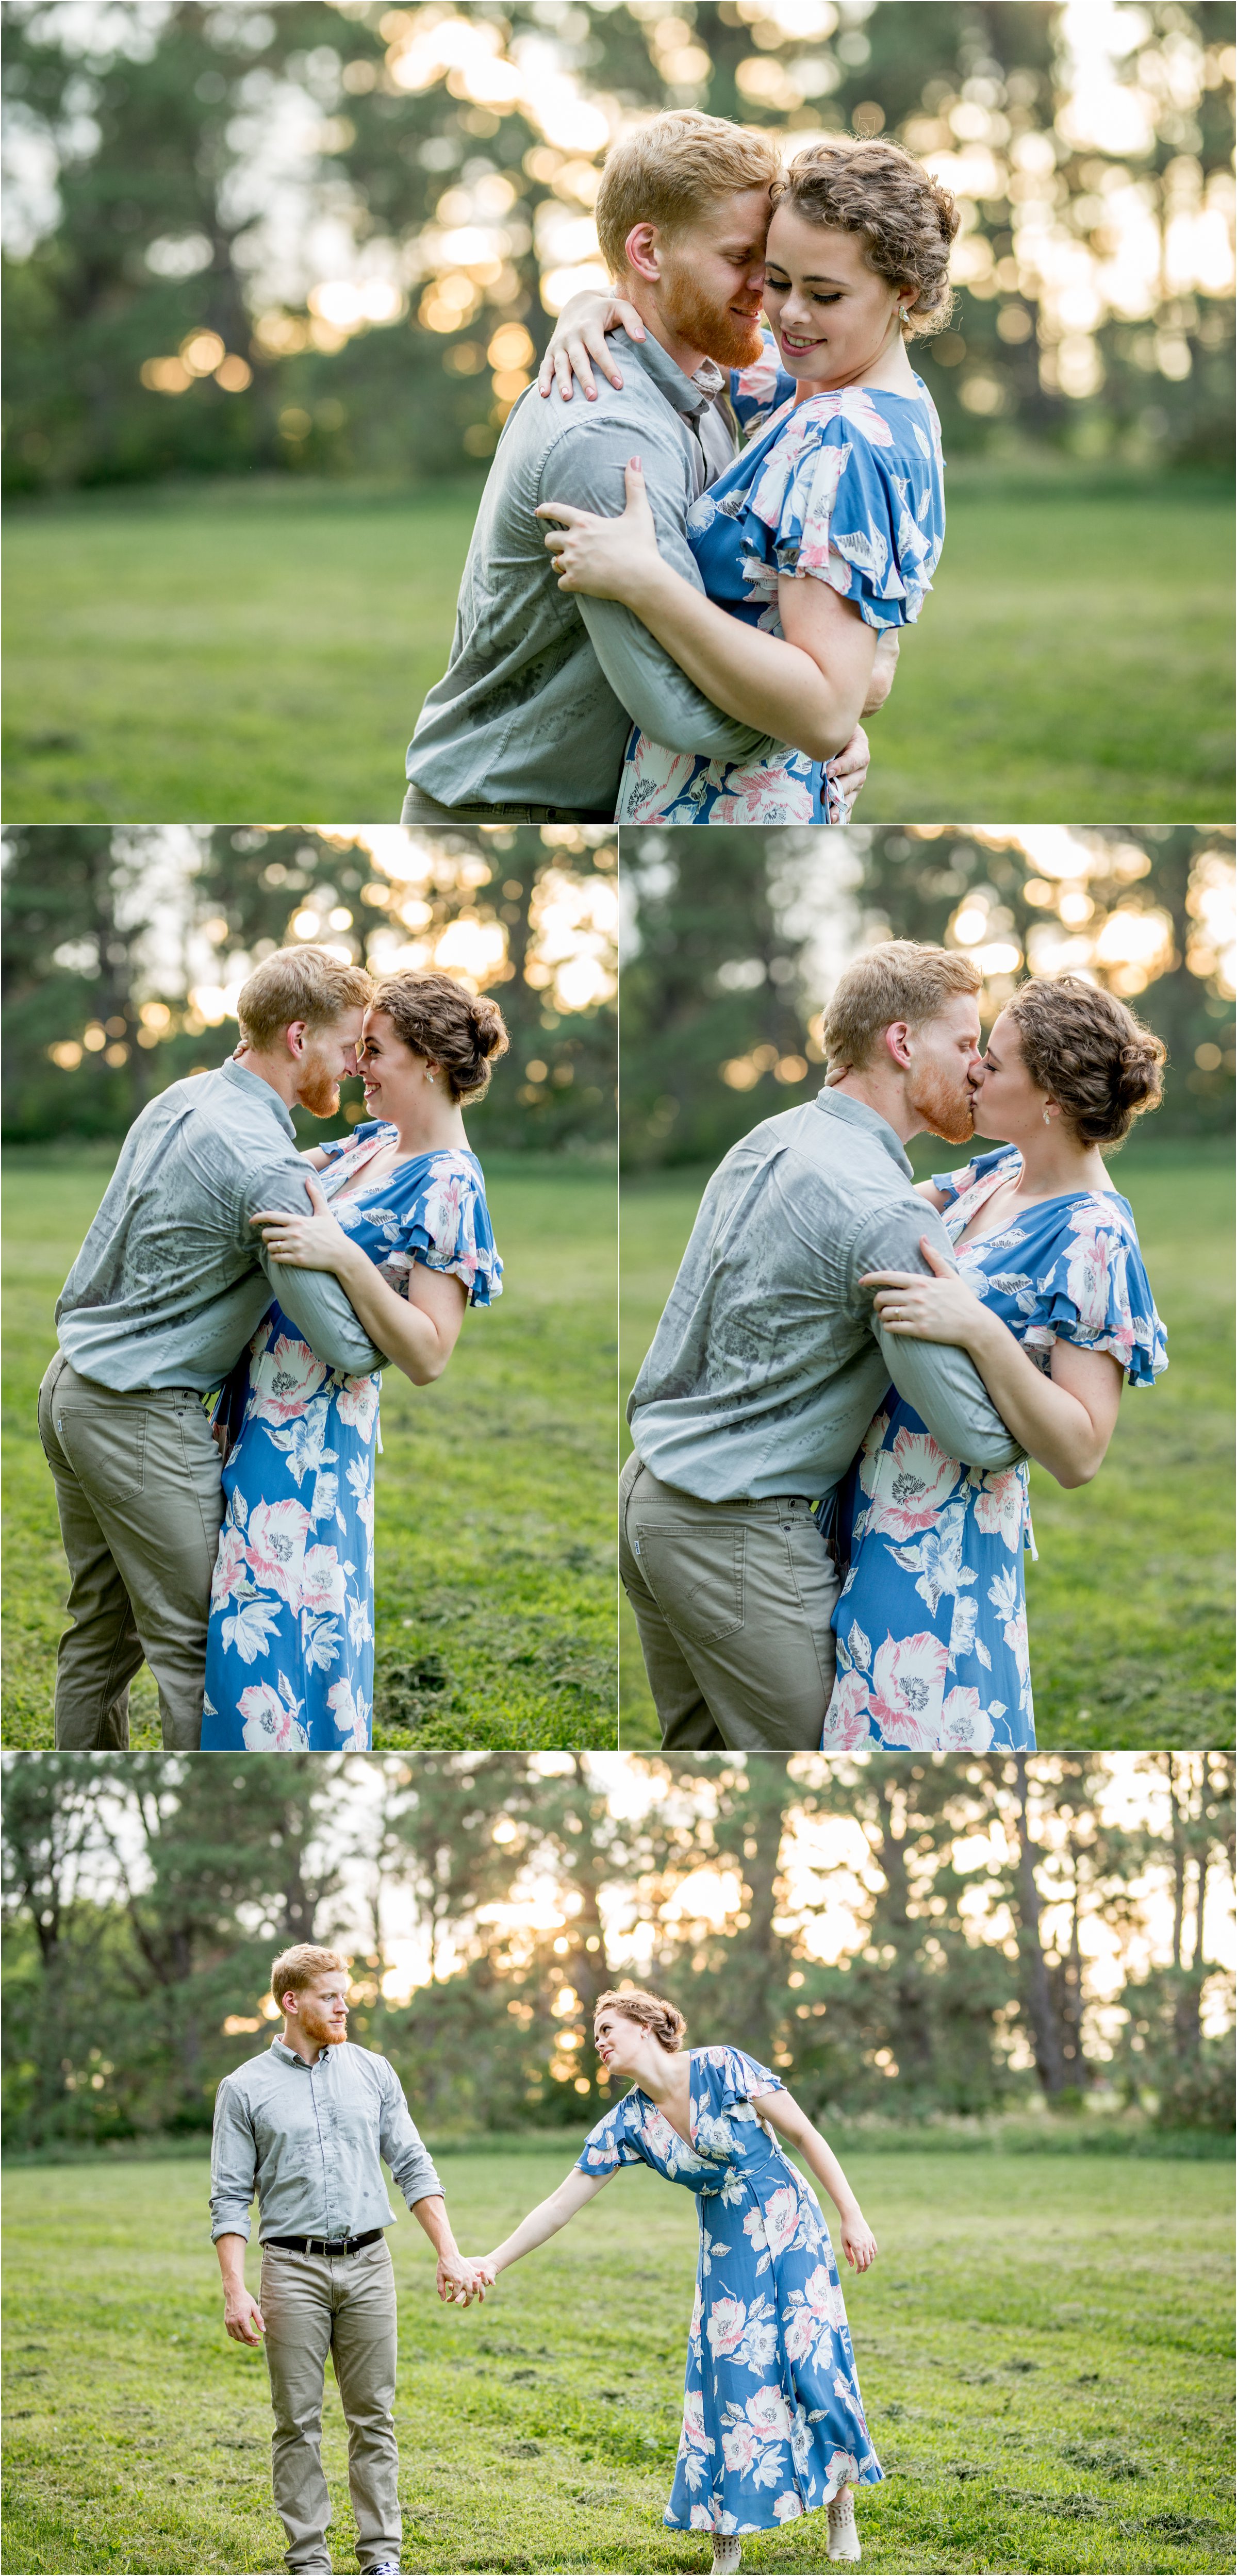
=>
[213,1952,881,2576]
[404,112,954,827]
[623,941,1168,1753]
[39,948,504,1752]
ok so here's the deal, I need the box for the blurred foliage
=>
[619,823,1236,1168]
[2,1,1232,494]
[3,1749,1231,2150]
[1,822,617,1152]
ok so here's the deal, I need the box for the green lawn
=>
[1,1149,617,1749]
[618,1137,1234,1751]
[3,2149,1231,2574]
[3,469,1230,823]
[863,470,1233,822]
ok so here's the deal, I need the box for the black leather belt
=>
[265,2228,384,2257]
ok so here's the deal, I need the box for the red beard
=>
[659,264,766,370]
[909,1061,977,1147]
[296,1048,342,1120]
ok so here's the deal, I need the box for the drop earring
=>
[427,1072,435,1087]
[1043,1106,1051,1126]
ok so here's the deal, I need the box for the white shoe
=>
[712,2539,742,2575]
[827,2487,861,2562]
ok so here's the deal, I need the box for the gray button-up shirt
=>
[210,2039,442,2244]
[629,1089,1026,1503]
[405,327,774,811]
[55,1059,386,1392]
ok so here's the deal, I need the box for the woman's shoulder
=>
[320,1118,397,1162]
[392,1144,486,1198]
[694,2042,781,2097]
[1038,1186,1141,1251]
[934,1145,1021,1200]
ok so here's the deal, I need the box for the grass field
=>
[3,2148,1231,2574]
[3,468,1230,824]
[618,1137,1235,1751]
[1,1148,617,1749]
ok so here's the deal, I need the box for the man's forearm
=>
[216,2232,249,2291]
[261,1253,388,1374]
[579,593,773,760]
[411,2193,459,2258]
[879,1326,1026,1471]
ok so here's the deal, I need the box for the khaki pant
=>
[620,1452,841,1751]
[260,2239,400,2576]
[37,1352,225,1751]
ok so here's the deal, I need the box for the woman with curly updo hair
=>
[535,121,955,825]
[459,1990,882,2570]
[823,974,1168,1756]
[201,970,506,1753]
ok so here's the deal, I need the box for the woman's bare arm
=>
[755,2090,877,2272]
[914,1181,951,1208]
[250,1179,468,1387]
[480,2167,613,2275]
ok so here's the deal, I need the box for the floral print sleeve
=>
[704,2046,784,2104]
[575,2093,650,2175]
[932,1149,1168,1385]
[1023,1192,1167,1384]
[736,383,946,630]
[329,1131,503,1309]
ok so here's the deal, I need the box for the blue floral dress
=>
[821,1148,1167,1753]
[201,1123,501,1751]
[578,2047,882,2536]
[616,334,945,826]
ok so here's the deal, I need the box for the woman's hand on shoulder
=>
[839,2212,877,2272]
[536,457,664,605]
[861,1236,985,1349]
[251,1175,357,1277]
[537,292,646,402]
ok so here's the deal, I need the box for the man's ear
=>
[623,223,661,285]
[882,1019,914,1072]
[284,1020,309,1060]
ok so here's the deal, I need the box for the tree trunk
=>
[1012,1756,1069,2098]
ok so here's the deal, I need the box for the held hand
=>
[839,2214,878,2274]
[860,1237,983,1348]
[536,457,662,606]
[827,722,870,817]
[436,2250,489,2307]
[250,1174,355,1276]
[537,293,646,402]
[861,628,900,718]
[224,2286,266,2345]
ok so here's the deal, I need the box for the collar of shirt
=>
[220,1055,296,1140]
[269,2036,330,2069]
[810,1085,914,1181]
[616,326,722,425]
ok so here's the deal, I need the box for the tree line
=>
[1,823,616,1154]
[3,2,1231,495]
[3,1751,1231,2153]
[619,824,1235,1167]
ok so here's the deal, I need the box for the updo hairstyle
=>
[1004,975,1166,1150]
[593,1986,686,2051]
[371,970,509,1104]
[777,136,959,337]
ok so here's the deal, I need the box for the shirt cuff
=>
[211,2211,253,2241]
